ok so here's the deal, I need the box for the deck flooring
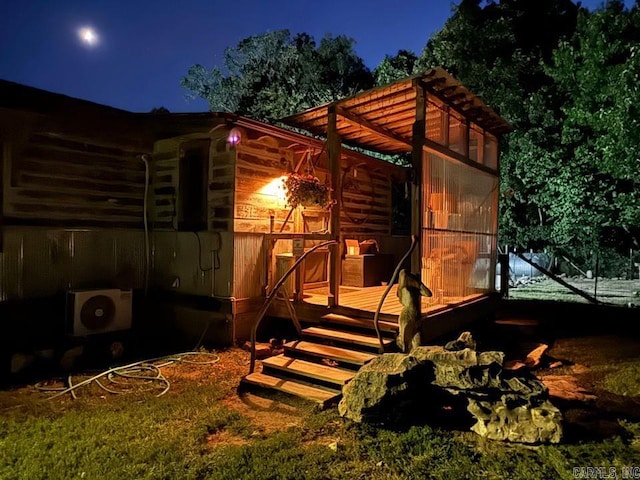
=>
[304,284,483,316]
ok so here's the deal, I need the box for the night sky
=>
[0,0,625,113]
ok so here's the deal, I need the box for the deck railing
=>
[373,234,418,353]
[249,239,338,374]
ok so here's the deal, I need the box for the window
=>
[483,133,498,170]
[426,102,445,145]
[448,113,466,155]
[469,125,483,163]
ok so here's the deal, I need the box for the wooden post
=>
[411,82,426,275]
[0,142,5,253]
[498,253,509,297]
[442,106,450,147]
[462,119,470,159]
[262,235,271,296]
[327,106,342,307]
[477,128,485,165]
[292,237,304,302]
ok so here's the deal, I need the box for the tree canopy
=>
[181,29,373,122]
[545,1,640,260]
[419,0,640,269]
[373,50,419,86]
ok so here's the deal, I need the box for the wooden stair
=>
[240,311,398,408]
[321,312,399,334]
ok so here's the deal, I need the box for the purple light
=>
[227,127,242,146]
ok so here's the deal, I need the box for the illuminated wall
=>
[421,97,500,305]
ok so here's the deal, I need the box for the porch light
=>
[227,127,243,146]
[259,175,288,205]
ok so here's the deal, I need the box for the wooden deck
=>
[266,283,497,345]
[303,284,483,317]
[248,286,498,407]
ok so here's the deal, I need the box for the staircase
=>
[240,312,399,408]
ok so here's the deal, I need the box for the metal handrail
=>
[373,234,418,353]
[249,239,338,374]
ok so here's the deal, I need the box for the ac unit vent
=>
[67,289,133,336]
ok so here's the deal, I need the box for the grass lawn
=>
[1,331,640,479]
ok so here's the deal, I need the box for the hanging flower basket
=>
[283,173,333,209]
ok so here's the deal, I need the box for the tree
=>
[373,50,419,86]
[181,30,373,122]
[418,0,640,274]
[543,0,640,266]
[417,0,581,251]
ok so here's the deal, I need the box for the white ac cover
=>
[67,289,133,336]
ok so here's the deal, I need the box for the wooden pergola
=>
[281,66,512,308]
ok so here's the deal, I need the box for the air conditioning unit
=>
[67,289,133,336]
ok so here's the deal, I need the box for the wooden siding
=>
[150,136,181,230]
[233,140,294,233]
[149,132,232,232]
[340,160,394,236]
[208,141,235,233]
[4,131,148,227]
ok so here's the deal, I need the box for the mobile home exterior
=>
[0,68,511,384]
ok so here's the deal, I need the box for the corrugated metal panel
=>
[70,230,118,288]
[150,230,232,297]
[0,227,147,301]
[152,231,207,296]
[113,230,146,289]
[0,229,24,301]
[22,229,67,297]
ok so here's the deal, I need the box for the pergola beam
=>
[334,105,412,148]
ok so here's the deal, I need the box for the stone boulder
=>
[338,332,563,444]
[467,395,563,444]
[411,346,505,390]
[338,353,429,424]
[411,342,561,443]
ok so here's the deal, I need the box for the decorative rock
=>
[338,353,426,424]
[339,334,563,444]
[243,341,272,359]
[10,353,35,374]
[445,331,477,351]
[478,351,505,367]
[524,343,549,368]
[468,395,562,444]
[499,374,548,399]
[504,359,527,371]
[411,346,504,390]
[59,346,84,371]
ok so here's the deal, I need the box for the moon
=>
[78,27,98,46]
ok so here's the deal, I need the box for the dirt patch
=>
[484,305,640,442]
[0,345,315,448]
[223,391,307,434]
[159,348,250,393]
